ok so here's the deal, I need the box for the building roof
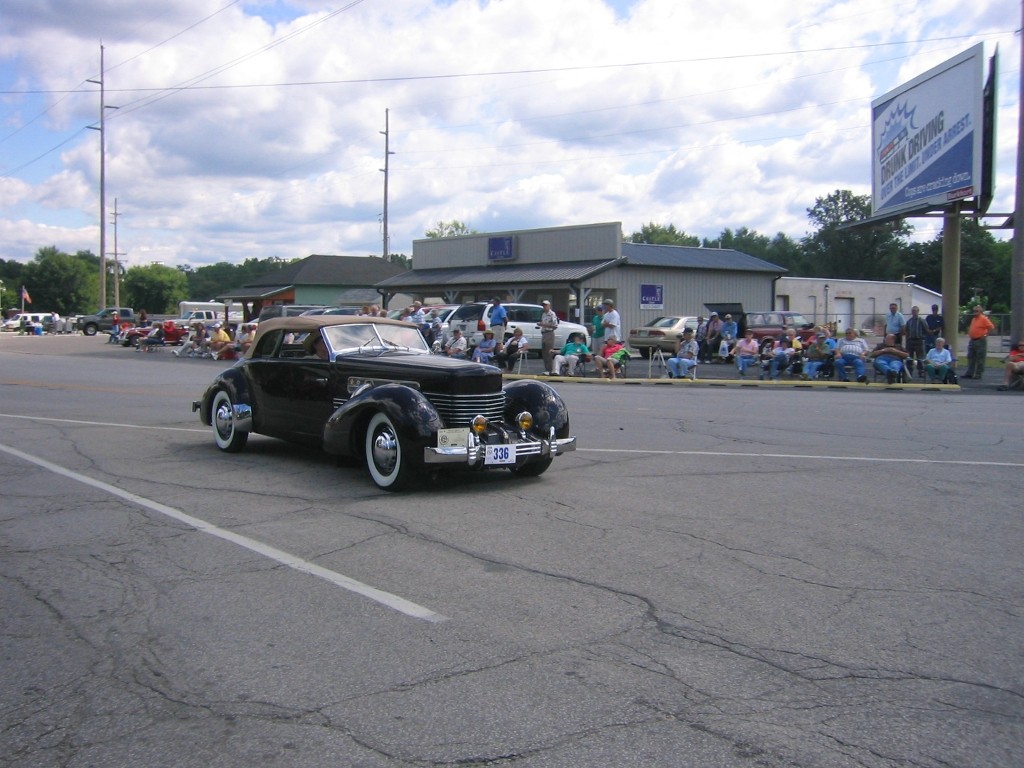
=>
[620,243,786,273]
[244,254,406,287]
[375,259,622,290]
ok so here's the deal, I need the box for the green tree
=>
[425,220,477,239]
[708,227,807,273]
[898,220,1010,310]
[628,222,700,246]
[801,190,912,279]
[386,253,411,269]
[122,263,189,313]
[19,246,95,315]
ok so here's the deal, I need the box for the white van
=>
[2,312,60,332]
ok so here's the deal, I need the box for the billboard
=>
[871,44,985,218]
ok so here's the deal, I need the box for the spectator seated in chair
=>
[137,323,167,352]
[924,337,954,384]
[550,332,591,376]
[802,332,835,380]
[763,329,803,380]
[869,333,910,384]
[472,329,498,363]
[494,328,529,371]
[594,336,628,380]
[443,329,468,358]
[733,329,760,377]
[666,329,699,379]
[833,327,870,382]
[997,340,1024,391]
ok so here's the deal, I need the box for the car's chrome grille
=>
[425,391,505,427]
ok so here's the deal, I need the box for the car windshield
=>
[323,322,429,354]
[784,313,810,328]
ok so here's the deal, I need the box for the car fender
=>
[322,383,442,459]
[502,379,570,439]
[198,370,254,429]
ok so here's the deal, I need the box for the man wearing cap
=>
[667,329,699,379]
[488,297,508,341]
[539,300,559,373]
[600,299,621,347]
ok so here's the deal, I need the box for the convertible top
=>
[246,315,420,359]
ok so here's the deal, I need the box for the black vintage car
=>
[193,316,576,490]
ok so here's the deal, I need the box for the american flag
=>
[21,285,32,304]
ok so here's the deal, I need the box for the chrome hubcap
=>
[214,403,233,438]
[371,426,398,474]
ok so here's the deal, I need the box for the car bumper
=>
[424,431,576,466]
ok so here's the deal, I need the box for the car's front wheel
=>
[82,323,98,336]
[211,390,249,452]
[364,411,417,491]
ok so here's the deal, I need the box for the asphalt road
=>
[1,334,1021,768]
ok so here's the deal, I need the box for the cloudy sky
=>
[0,0,1018,269]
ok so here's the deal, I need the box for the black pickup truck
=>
[77,308,135,336]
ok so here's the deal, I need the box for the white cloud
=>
[0,0,1017,267]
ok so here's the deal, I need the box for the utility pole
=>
[86,45,107,307]
[380,108,395,260]
[86,44,119,308]
[109,198,125,310]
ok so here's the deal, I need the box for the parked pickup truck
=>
[78,308,135,336]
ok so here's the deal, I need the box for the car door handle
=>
[314,377,328,385]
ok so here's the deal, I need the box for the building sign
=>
[871,44,985,218]
[487,236,516,263]
[640,284,664,310]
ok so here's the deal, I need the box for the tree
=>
[898,219,1010,311]
[801,190,912,279]
[707,227,807,273]
[386,253,412,269]
[122,263,189,313]
[425,220,477,239]
[627,222,699,246]
[19,246,95,315]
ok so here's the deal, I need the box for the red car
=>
[122,321,189,348]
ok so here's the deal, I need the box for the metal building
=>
[375,222,786,336]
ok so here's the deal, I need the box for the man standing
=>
[600,299,621,347]
[694,315,708,363]
[903,306,929,377]
[924,304,943,350]
[488,297,508,340]
[964,305,996,379]
[885,303,906,345]
[704,312,723,362]
[539,300,559,374]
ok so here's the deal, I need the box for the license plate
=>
[484,444,517,465]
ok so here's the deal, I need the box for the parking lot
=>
[1,333,1021,767]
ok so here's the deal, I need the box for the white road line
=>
[0,412,206,432]
[0,443,447,623]
[580,447,1024,468]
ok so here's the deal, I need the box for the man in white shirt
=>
[600,299,621,346]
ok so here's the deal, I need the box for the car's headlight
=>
[471,415,489,434]
[516,411,533,431]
